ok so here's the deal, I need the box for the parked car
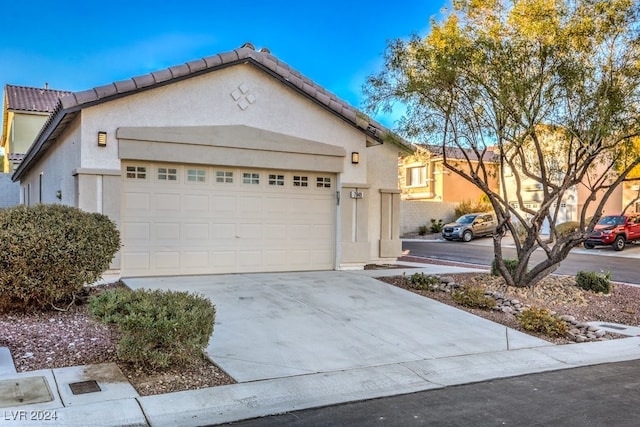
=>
[584,213,640,251]
[442,212,498,242]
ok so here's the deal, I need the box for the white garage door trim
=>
[121,161,336,277]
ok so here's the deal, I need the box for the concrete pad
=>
[52,363,139,406]
[0,376,54,408]
[138,363,440,427]
[126,271,551,384]
[0,347,16,375]
[534,337,640,366]
[402,348,569,386]
[0,369,63,410]
[587,321,640,337]
[14,398,148,427]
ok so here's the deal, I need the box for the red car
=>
[584,213,640,251]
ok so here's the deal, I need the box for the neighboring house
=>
[399,144,500,202]
[12,43,411,277]
[1,85,70,172]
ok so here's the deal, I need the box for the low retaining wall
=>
[400,200,457,236]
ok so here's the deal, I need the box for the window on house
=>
[187,169,206,182]
[269,174,285,186]
[293,176,308,187]
[317,177,332,188]
[243,172,260,184]
[126,166,147,179]
[635,202,640,213]
[215,171,233,183]
[406,166,427,187]
[158,167,177,181]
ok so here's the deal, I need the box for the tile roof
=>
[14,43,411,181]
[5,85,71,113]
[417,144,499,162]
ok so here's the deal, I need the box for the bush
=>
[556,221,580,238]
[0,204,120,311]
[418,225,429,235]
[517,306,568,337]
[430,218,444,233]
[576,271,611,294]
[451,285,497,309]
[407,273,440,291]
[89,288,216,369]
[454,198,493,218]
[491,258,519,277]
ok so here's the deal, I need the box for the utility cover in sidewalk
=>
[69,380,101,395]
[0,376,53,408]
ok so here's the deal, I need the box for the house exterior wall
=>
[19,120,82,206]
[0,173,19,208]
[20,62,402,272]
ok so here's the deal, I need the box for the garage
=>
[121,161,337,277]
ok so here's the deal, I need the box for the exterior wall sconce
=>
[56,190,62,200]
[97,131,107,147]
[351,152,360,164]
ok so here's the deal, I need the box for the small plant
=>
[408,273,440,291]
[555,221,580,238]
[517,307,568,337]
[451,285,497,309]
[491,258,519,277]
[418,225,429,236]
[89,288,216,369]
[454,198,493,218]
[430,218,444,233]
[576,270,611,294]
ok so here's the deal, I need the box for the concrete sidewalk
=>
[2,265,639,426]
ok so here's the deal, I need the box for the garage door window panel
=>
[126,165,147,180]
[157,167,178,182]
[215,171,234,184]
[269,174,285,186]
[187,169,206,183]
[293,176,308,187]
[243,172,260,185]
[317,177,332,188]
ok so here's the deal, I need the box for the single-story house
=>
[12,43,411,277]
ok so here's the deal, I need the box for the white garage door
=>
[120,162,336,277]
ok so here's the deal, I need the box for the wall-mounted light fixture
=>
[351,152,360,164]
[55,190,62,200]
[97,131,107,147]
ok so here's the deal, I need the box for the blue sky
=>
[1,0,448,129]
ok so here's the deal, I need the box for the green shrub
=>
[556,221,580,238]
[89,288,216,369]
[430,218,444,233]
[491,258,519,277]
[408,273,440,291]
[451,285,497,309]
[0,204,120,311]
[418,225,429,236]
[517,307,568,337]
[454,198,493,218]
[576,271,611,294]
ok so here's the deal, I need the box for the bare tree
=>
[366,0,640,287]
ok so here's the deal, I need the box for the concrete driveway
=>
[123,269,550,383]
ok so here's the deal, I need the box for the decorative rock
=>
[440,276,454,284]
[560,315,576,322]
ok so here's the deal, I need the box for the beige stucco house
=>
[12,44,410,277]
[1,85,70,172]
[399,144,500,202]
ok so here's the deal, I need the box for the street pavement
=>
[226,358,640,426]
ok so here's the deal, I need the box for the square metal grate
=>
[69,380,101,395]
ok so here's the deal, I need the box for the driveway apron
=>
[123,271,550,383]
